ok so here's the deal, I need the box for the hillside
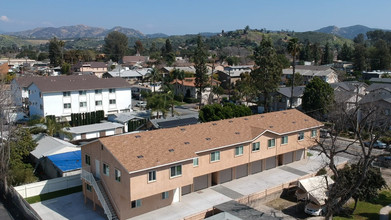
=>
[314,25,378,39]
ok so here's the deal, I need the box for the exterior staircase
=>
[81,169,119,220]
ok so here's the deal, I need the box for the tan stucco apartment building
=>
[81,109,323,219]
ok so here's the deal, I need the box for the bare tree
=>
[316,103,391,219]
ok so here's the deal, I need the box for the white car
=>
[136,101,147,108]
[305,202,325,216]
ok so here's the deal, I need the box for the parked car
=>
[320,128,330,138]
[305,202,325,216]
[364,140,388,149]
[136,101,147,108]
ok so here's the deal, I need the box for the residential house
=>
[130,85,152,99]
[330,81,367,111]
[104,67,151,82]
[27,75,132,120]
[81,109,322,219]
[122,55,149,67]
[370,78,391,84]
[11,75,38,108]
[269,86,306,111]
[0,61,9,78]
[282,65,338,84]
[149,114,199,129]
[61,122,124,142]
[172,77,220,103]
[217,66,253,88]
[42,150,82,178]
[108,112,149,132]
[363,71,391,80]
[72,62,108,78]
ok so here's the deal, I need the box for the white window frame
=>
[79,90,86,95]
[131,199,142,208]
[268,138,276,148]
[63,91,71,97]
[109,99,116,104]
[162,191,169,200]
[148,170,156,182]
[252,142,260,152]
[281,136,288,145]
[115,169,121,182]
[109,88,116,93]
[103,163,109,176]
[193,157,199,167]
[298,132,304,141]
[235,145,244,156]
[311,129,317,138]
[63,103,71,109]
[170,165,182,178]
[79,102,87,107]
[95,89,102,94]
[210,151,220,162]
[95,100,102,106]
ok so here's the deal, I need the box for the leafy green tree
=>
[353,41,367,71]
[49,37,64,66]
[286,72,304,87]
[337,43,353,61]
[311,43,321,65]
[371,39,391,70]
[251,37,282,112]
[61,62,71,75]
[302,77,334,115]
[104,31,128,62]
[235,73,257,105]
[146,68,161,92]
[287,38,300,109]
[8,126,37,186]
[37,52,49,61]
[146,93,169,118]
[321,42,333,65]
[226,56,240,65]
[199,103,252,122]
[193,35,209,109]
[300,40,312,61]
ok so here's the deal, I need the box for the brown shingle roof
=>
[99,109,323,173]
[172,77,220,87]
[14,75,40,87]
[28,75,130,93]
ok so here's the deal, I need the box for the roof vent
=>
[244,118,248,120]
[235,132,240,135]
[304,119,309,121]
[283,112,287,114]
[212,123,217,126]
[184,142,190,145]
[269,126,273,128]
[205,137,211,141]
[137,155,144,158]
[169,149,175,152]
[261,115,264,118]
[292,121,296,124]
[180,128,186,131]
[135,135,141,138]
[229,120,233,123]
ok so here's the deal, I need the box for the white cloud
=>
[0,15,9,22]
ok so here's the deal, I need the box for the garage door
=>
[235,164,248,179]
[283,152,294,165]
[220,168,232,184]
[296,149,304,161]
[265,156,276,170]
[193,175,208,191]
[251,160,263,174]
[181,185,191,195]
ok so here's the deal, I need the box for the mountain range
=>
[5,24,168,39]
[314,25,380,39]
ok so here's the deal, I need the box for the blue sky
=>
[1,0,390,35]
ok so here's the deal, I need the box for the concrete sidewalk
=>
[131,151,348,220]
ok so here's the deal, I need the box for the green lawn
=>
[334,190,391,220]
[25,186,82,204]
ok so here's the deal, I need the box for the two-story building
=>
[72,62,108,78]
[81,109,322,219]
[27,75,132,121]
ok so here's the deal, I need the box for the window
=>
[268,139,276,148]
[79,102,87,107]
[148,170,156,182]
[162,191,169,200]
[281,136,288,145]
[170,165,182,178]
[210,151,220,162]
[40,104,43,110]
[63,103,71,109]
[311,129,317,138]
[103,163,109,176]
[39,92,42,98]
[109,99,116,104]
[298,132,304,141]
[85,155,90,165]
[252,142,260,152]
[109,88,116,93]
[95,100,102,106]
[193,158,199,167]
[63,91,70,96]
[235,146,244,156]
[79,90,86,95]
[115,169,121,182]
[131,200,142,208]
[86,183,92,192]
[95,89,102,94]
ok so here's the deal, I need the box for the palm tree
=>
[146,68,161,92]
[287,38,300,109]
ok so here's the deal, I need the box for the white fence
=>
[14,174,81,198]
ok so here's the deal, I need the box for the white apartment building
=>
[27,75,132,120]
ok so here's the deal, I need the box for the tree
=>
[371,39,391,70]
[146,68,161,93]
[134,40,144,55]
[103,31,128,62]
[302,77,334,116]
[235,73,256,105]
[311,43,321,65]
[286,72,304,87]
[199,103,252,122]
[61,62,71,75]
[321,42,333,65]
[193,35,209,109]
[287,38,300,109]
[353,41,367,71]
[146,93,169,118]
[49,37,64,66]
[251,37,282,112]
[338,43,353,61]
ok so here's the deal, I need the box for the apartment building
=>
[27,75,132,120]
[81,109,322,219]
